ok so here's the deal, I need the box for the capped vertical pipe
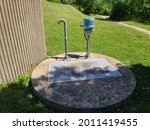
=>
[82,18,95,59]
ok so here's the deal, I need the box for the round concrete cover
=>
[32,53,136,112]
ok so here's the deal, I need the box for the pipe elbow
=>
[57,19,66,24]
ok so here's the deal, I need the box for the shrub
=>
[100,5,111,15]
[136,4,150,23]
[110,2,129,21]
[61,0,76,4]
[47,0,61,3]
[110,1,150,23]
[75,0,97,15]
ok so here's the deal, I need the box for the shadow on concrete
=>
[31,62,150,113]
[31,59,137,113]
[49,54,85,61]
[48,61,121,84]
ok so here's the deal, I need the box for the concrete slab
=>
[48,58,122,84]
[32,52,136,112]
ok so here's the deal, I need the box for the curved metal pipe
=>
[58,19,69,60]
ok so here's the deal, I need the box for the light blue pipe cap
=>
[84,18,95,30]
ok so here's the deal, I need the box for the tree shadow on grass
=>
[95,17,111,21]
[95,17,129,22]
[0,74,60,113]
[115,64,150,113]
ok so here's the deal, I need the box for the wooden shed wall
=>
[0,0,46,84]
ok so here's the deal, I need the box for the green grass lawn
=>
[0,0,150,112]
[122,21,150,31]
